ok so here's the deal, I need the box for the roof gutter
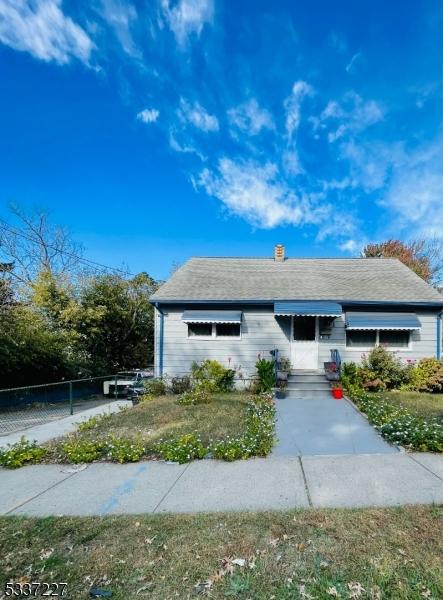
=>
[150,298,443,308]
[437,310,442,360]
[155,303,164,378]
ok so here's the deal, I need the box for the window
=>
[346,329,411,349]
[188,323,212,337]
[293,316,316,341]
[187,322,241,338]
[346,330,377,348]
[216,323,241,337]
[379,330,410,348]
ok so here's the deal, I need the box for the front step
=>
[284,390,332,399]
[288,374,327,383]
[287,385,331,392]
[282,369,332,396]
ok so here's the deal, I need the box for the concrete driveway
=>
[273,394,398,456]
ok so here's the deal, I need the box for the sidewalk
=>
[0,401,131,447]
[1,452,442,516]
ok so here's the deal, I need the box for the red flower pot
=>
[331,388,343,400]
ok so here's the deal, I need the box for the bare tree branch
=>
[0,204,85,288]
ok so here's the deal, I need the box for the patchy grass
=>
[44,393,250,461]
[381,391,443,422]
[0,506,442,599]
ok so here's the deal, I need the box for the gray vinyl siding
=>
[159,306,290,380]
[154,305,440,376]
[319,310,439,366]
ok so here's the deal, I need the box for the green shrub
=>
[254,358,276,393]
[407,358,443,393]
[169,375,191,395]
[361,346,409,389]
[143,377,167,396]
[105,436,145,463]
[191,360,235,392]
[349,390,443,452]
[77,412,112,432]
[156,434,207,464]
[62,439,105,463]
[0,437,46,469]
[211,437,251,461]
[176,382,213,405]
[211,394,276,460]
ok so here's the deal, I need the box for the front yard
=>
[1,506,442,599]
[57,392,250,448]
[379,391,443,422]
[0,391,276,467]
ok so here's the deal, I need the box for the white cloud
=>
[339,239,359,253]
[100,0,140,58]
[196,159,303,228]
[137,108,159,123]
[380,141,443,238]
[227,99,274,136]
[284,80,314,140]
[317,92,384,143]
[195,158,330,229]
[161,0,213,46]
[0,0,93,65]
[178,98,219,132]
[345,52,362,73]
[168,129,206,160]
[339,140,394,191]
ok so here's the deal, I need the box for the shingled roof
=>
[151,257,443,304]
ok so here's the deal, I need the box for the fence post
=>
[69,382,73,415]
[114,374,118,400]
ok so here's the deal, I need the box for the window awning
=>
[274,301,342,317]
[345,312,421,330]
[182,310,242,324]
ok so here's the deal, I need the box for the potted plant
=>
[276,357,291,382]
[331,381,343,399]
[275,378,288,399]
[324,361,340,381]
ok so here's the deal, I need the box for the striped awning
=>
[345,312,421,330]
[182,310,242,324]
[274,301,342,317]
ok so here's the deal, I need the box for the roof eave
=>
[150,298,443,308]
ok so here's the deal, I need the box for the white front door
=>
[291,316,319,370]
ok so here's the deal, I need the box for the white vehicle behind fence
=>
[103,370,153,397]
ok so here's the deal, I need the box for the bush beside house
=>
[340,347,443,452]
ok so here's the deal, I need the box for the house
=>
[150,245,443,380]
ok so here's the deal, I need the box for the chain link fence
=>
[0,375,125,436]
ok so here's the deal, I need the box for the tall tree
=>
[0,204,84,289]
[362,239,443,287]
[73,272,158,372]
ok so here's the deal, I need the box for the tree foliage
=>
[362,238,443,286]
[0,207,159,387]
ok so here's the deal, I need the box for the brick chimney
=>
[274,244,285,262]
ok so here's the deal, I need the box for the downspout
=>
[437,311,442,360]
[155,303,164,377]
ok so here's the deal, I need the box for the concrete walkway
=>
[0,401,131,447]
[1,452,442,515]
[273,394,397,456]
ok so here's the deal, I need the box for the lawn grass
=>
[45,392,250,460]
[1,506,442,599]
[380,391,443,422]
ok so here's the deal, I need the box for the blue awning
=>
[274,301,342,317]
[346,312,421,330]
[182,310,242,324]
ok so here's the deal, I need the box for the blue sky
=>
[0,0,442,280]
